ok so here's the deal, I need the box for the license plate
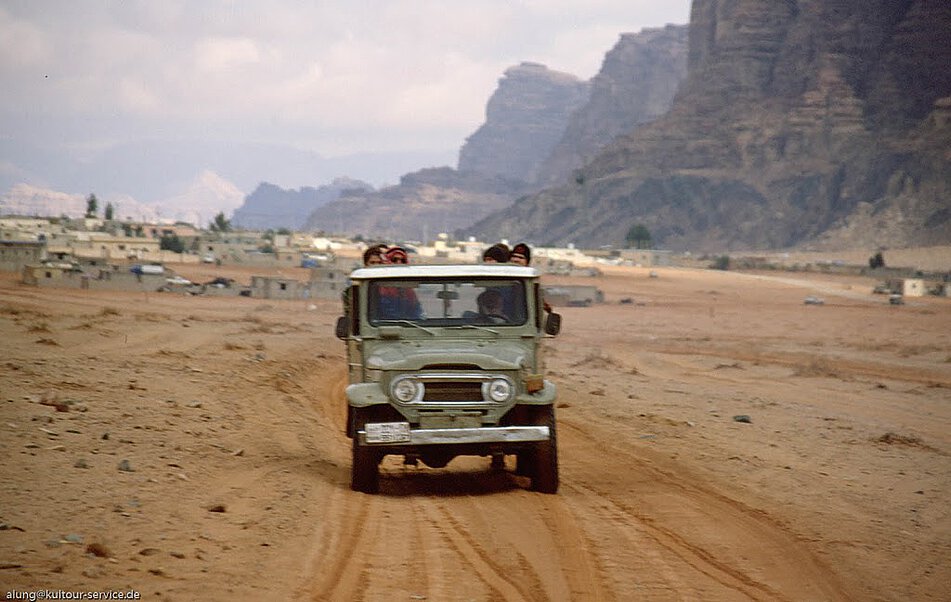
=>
[364,422,411,443]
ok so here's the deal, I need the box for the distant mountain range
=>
[0,137,452,224]
[0,170,244,226]
[232,178,374,231]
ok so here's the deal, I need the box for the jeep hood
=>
[365,340,530,371]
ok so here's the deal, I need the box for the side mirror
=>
[544,312,561,336]
[335,315,349,339]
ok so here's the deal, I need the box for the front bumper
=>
[358,425,550,446]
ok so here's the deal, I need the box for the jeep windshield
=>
[367,278,527,327]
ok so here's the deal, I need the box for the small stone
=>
[118,459,134,472]
[208,504,226,513]
[86,542,111,558]
[185,400,202,409]
[74,458,89,469]
[732,415,752,424]
[63,534,84,544]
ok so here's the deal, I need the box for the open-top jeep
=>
[335,264,562,493]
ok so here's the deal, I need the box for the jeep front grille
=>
[389,373,515,406]
[422,381,484,402]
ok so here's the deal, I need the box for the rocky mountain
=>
[303,167,530,242]
[232,177,374,231]
[536,25,688,187]
[463,1,951,252]
[458,63,590,185]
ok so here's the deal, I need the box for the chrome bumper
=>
[358,425,550,446]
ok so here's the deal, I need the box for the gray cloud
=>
[2,1,689,153]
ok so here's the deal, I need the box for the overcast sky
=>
[1,0,691,162]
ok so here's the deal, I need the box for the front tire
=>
[351,437,380,493]
[530,406,559,494]
[350,408,380,493]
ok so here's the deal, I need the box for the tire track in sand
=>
[558,417,853,601]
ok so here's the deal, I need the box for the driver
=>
[476,289,508,323]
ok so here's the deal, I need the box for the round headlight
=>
[485,378,513,402]
[391,378,420,402]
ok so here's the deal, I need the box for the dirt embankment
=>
[1,266,948,601]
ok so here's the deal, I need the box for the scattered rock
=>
[117,459,134,472]
[208,504,226,513]
[138,548,161,556]
[85,542,111,558]
[732,415,752,423]
[169,551,186,559]
[63,534,83,544]
[81,565,105,578]
[185,400,202,409]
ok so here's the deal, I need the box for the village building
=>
[308,267,349,299]
[0,240,47,271]
[249,275,309,300]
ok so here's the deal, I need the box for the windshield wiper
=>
[447,324,499,334]
[377,320,436,335]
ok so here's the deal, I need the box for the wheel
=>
[530,406,559,494]
[350,408,380,493]
[351,436,380,493]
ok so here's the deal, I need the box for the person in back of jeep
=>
[363,243,388,266]
[376,245,422,319]
[510,242,531,266]
[343,243,389,316]
[384,246,410,265]
[510,242,552,314]
[482,243,510,263]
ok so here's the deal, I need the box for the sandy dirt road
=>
[0,266,948,601]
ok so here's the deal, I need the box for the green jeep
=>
[335,264,562,493]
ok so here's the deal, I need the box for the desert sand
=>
[1,264,948,601]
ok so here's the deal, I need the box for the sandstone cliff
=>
[457,62,590,185]
[536,25,688,187]
[464,0,951,252]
